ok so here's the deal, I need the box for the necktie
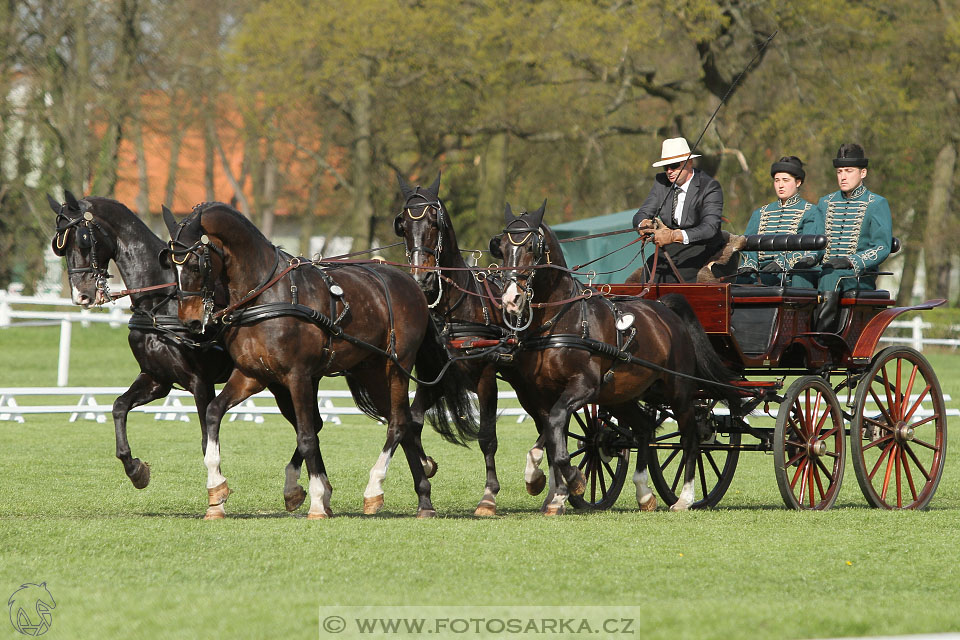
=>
[671,186,680,224]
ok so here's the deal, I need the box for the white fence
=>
[2,292,960,389]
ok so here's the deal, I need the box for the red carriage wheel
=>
[647,402,740,509]
[850,347,947,509]
[565,405,629,510]
[773,376,845,510]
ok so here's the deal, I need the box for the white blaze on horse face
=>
[634,469,656,507]
[204,438,226,489]
[671,479,696,511]
[503,281,522,314]
[363,449,392,499]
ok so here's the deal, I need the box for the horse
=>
[490,201,743,514]
[161,202,476,519]
[48,193,254,492]
[393,173,547,516]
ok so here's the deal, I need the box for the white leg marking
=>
[633,469,655,507]
[308,474,332,516]
[363,450,392,499]
[283,462,301,495]
[671,479,695,511]
[524,446,545,484]
[204,439,226,489]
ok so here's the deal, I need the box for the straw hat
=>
[652,137,701,168]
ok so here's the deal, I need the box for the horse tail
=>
[658,293,745,407]
[415,318,480,446]
[345,373,387,424]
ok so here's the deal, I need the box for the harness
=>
[54,203,113,300]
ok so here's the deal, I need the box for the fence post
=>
[912,316,923,352]
[0,290,9,327]
[57,319,71,386]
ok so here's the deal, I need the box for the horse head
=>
[491,199,558,330]
[394,172,446,299]
[160,204,227,333]
[49,191,117,307]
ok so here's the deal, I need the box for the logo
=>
[8,583,56,636]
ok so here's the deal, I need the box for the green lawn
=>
[1,324,959,639]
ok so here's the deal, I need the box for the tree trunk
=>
[209,118,251,216]
[352,60,375,249]
[895,208,920,305]
[131,105,149,215]
[164,109,183,210]
[475,131,510,226]
[923,142,956,299]
[260,138,278,239]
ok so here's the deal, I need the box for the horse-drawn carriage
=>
[50,181,948,518]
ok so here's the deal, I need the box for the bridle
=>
[395,194,445,308]
[53,202,113,301]
[496,222,547,332]
[165,221,224,330]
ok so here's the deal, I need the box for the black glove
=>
[792,256,818,270]
[760,261,782,273]
[736,266,758,276]
[825,256,853,270]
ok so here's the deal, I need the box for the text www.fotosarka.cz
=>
[319,606,640,638]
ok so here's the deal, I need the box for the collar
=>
[842,184,866,199]
[779,194,802,207]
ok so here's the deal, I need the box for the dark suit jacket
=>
[632,169,724,245]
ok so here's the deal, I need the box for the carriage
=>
[561,236,947,512]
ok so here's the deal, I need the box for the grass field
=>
[2,323,960,639]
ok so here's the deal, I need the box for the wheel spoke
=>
[869,385,896,428]
[902,443,932,481]
[880,443,898,501]
[868,441,894,479]
[900,447,919,501]
[814,456,835,484]
[671,452,686,491]
[590,463,597,503]
[704,450,722,478]
[895,447,903,508]
[660,448,680,473]
[905,413,938,430]
[598,464,607,496]
[571,411,588,431]
[786,449,806,467]
[655,430,681,443]
[910,436,939,452]
[895,358,903,420]
[903,385,932,423]
[569,446,586,459]
[578,455,590,471]
[601,457,616,478]
[790,458,806,490]
[863,434,894,452]
[901,364,920,417]
[862,414,893,431]
[813,463,826,502]
[697,454,708,500]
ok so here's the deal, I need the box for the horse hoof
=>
[423,457,438,479]
[284,486,307,512]
[307,509,331,520]
[416,508,437,519]
[129,459,151,489]
[669,501,690,512]
[543,503,565,517]
[526,472,546,496]
[639,495,658,512]
[207,480,231,507]
[568,469,586,496]
[363,495,385,515]
[474,500,497,517]
[204,505,226,520]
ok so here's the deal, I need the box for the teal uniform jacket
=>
[740,194,821,287]
[814,184,892,292]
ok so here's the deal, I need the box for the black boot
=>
[815,291,840,332]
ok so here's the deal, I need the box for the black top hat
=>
[833,143,868,168]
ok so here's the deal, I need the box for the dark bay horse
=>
[393,173,547,516]
[48,193,255,493]
[492,202,742,513]
[162,203,475,519]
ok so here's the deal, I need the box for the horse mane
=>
[539,222,568,269]
[84,197,165,249]
[187,203,273,247]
